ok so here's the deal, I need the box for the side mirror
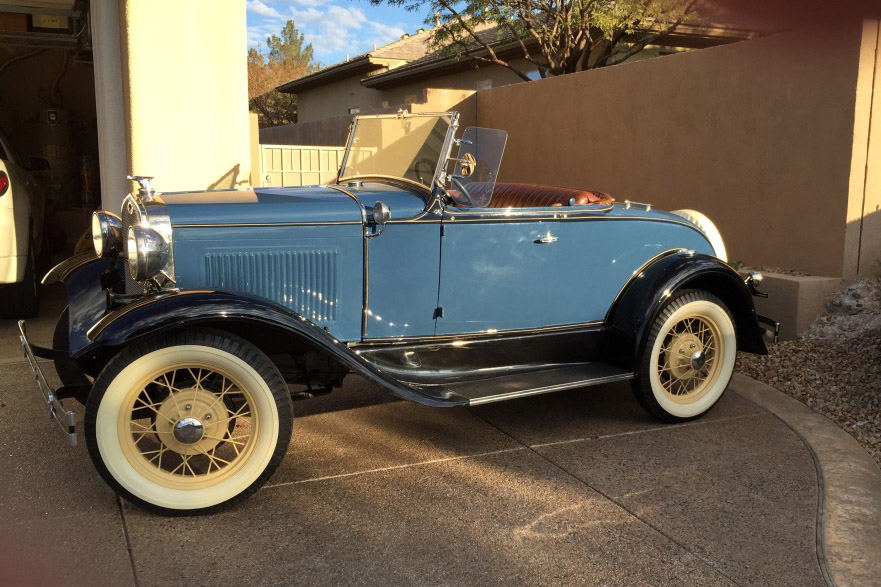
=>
[368,201,390,238]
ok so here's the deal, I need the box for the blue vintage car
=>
[20,111,772,514]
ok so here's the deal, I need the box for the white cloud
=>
[289,4,373,59]
[247,1,418,63]
[367,21,406,46]
[325,5,367,25]
[246,0,284,19]
[289,0,330,7]
[247,22,284,48]
[289,7,324,25]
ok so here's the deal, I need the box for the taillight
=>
[0,172,8,196]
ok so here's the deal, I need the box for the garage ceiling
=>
[0,0,86,53]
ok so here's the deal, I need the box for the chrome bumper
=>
[757,315,780,345]
[18,320,77,447]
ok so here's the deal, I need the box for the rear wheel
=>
[85,330,293,515]
[631,291,736,422]
[0,237,39,318]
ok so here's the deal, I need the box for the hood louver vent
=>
[204,249,339,323]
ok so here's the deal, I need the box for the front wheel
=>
[84,331,293,515]
[631,291,736,423]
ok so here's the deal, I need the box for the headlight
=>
[126,225,169,280]
[92,211,123,258]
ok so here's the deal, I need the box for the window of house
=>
[348,107,361,114]
[525,70,542,81]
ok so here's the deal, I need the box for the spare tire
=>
[671,209,727,262]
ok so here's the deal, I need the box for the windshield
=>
[339,114,452,187]
[447,127,507,208]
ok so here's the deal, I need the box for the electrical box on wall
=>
[32,14,70,30]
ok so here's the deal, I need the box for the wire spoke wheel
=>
[85,331,293,515]
[121,364,257,488]
[656,314,722,404]
[632,291,737,422]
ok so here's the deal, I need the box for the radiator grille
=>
[204,249,339,322]
[120,198,145,294]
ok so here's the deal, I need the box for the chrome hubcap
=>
[690,350,706,372]
[173,417,205,445]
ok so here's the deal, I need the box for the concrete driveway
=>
[1,285,876,587]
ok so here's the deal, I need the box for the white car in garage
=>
[0,125,45,318]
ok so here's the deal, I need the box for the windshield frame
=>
[336,111,460,204]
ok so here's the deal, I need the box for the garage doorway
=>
[0,0,97,258]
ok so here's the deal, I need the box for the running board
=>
[410,363,634,406]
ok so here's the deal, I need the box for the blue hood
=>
[157,186,363,226]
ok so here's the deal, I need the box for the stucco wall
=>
[119,0,252,193]
[379,57,533,105]
[477,22,877,278]
[846,20,881,277]
[262,89,476,146]
[297,74,387,123]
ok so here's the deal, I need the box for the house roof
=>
[279,17,770,94]
[361,21,766,90]
[277,29,434,94]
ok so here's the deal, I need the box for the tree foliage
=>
[373,0,704,81]
[248,21,317,127]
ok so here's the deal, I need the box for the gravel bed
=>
[736,276,881,466]
[740,265,810,277]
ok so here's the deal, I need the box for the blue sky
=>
[246,0,426,66]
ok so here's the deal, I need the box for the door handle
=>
[535,232,558,244]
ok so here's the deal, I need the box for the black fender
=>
[42,251,102,285]
[605,251,767,372]
[47,253,125,355]
[79,290,466,408]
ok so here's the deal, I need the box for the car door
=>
[361,187,443,340]
[435,208,616,335]
[435,204,723,336]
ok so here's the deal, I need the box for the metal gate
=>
[259,144,345,187]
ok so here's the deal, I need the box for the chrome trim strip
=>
[328,185,371,338]
[430,111,459,208]
[467,372,635,405]
[622,199,652,211]
[172,221,362,228]
[442,213,703,231]
[336,118,357,184]
[447,204,614,218]
[351,321,604,347]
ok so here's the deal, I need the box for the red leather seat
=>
[459,182,614,208]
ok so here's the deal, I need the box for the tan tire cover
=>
[671,209,727,262]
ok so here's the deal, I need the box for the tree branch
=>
[434,0,533,81]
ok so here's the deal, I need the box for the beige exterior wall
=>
[249,112,260,188]
[297,74,388,123]
[477,22,878,278]
[380,57,533,104]
[296,58,532,124]
[846,20,881,277]
[119,0,252,194]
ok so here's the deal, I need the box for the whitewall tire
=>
[631,291,736,422]
[85,331,293,515]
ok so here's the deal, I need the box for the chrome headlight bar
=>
[92,211,123,258]
[93,187,176,286]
